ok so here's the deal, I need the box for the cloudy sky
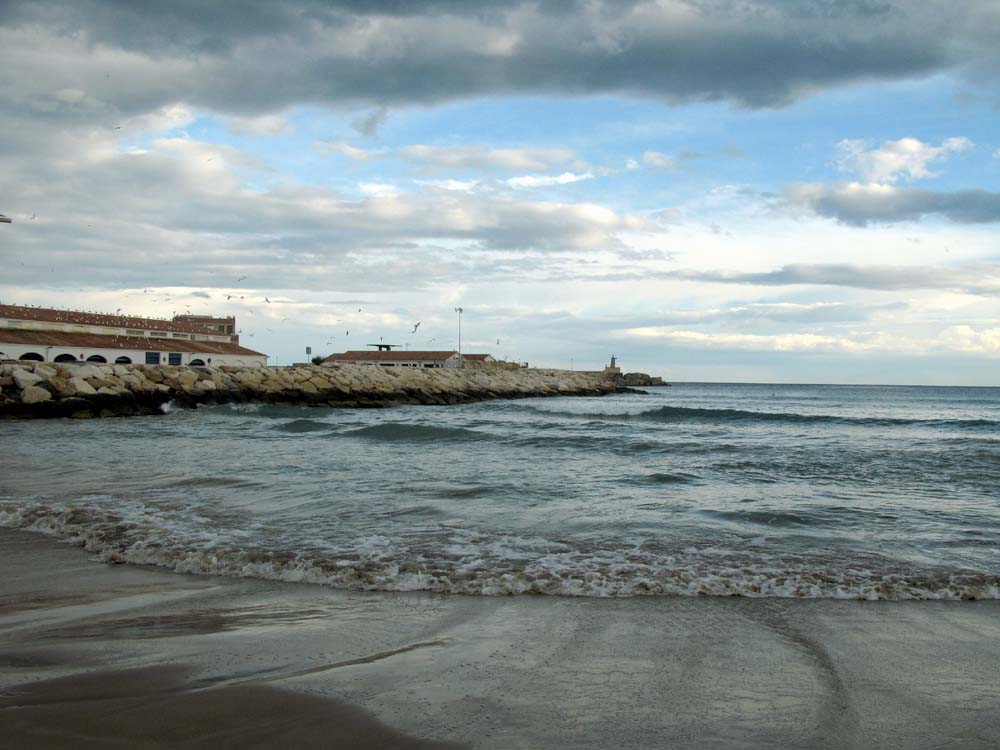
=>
[1,0,999,384]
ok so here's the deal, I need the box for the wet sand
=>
[2,528,999,749]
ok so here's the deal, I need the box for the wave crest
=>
[2,502,997,602]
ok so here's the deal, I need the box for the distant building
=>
[461,353,497,365]
[323,350,463,368]
[0,304,267,367]
[173,314,238,343]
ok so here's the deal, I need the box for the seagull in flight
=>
[237,276,247,282]
[265,297,270,303]
[411,322,421,334]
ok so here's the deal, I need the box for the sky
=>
[1,0,998,384]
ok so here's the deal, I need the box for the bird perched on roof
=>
[411,322,421,334]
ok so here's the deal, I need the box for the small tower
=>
[603,354,622,381]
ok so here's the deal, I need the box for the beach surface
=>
[2,528,998,749]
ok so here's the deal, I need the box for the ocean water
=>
[1,383,998,600]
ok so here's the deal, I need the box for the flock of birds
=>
[6,270,504,361]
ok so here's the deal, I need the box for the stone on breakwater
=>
[20,385,52,404]
[0,361,627,420]
[12,368,44,390]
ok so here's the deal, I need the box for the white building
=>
[0,304,268,367]
[323,350,463,368]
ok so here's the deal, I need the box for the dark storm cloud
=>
[1,0,994,115]
[787,184,1000,226]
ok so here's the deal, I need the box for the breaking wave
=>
[2,502,997,602]
[518,403,999,429]
[345,423,493,443]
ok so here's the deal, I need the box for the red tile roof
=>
[0,329,266,357]
[462,353,494,361]
[0,304,224,336]
[325,350,459,362]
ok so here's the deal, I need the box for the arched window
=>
[114,356,132,364]
[86,354,107,363]
[54,354,77,363]
[19,352,44,361]
[189,358,205,366]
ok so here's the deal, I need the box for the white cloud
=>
[621,326,1000,356]
[224,114,293,136]
[505,171,594,188]
[942,325,1000,355]
[331,142,375,160]
[415,179,480,192]
[835,137,973,184]
[358,182,400,197]
[643,151,677,170]
[399,145,575,171]
[623,328,876,352]
[994,148,1000,159]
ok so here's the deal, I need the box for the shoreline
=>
[2,527,999,749]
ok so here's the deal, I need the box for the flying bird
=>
[265,297,270,303]
[237,276,247,281]
[226,295,232,300]
[410,322,421,334]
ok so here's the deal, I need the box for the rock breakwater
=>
[0,362,625,419]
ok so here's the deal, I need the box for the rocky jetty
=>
[0,361,626,420]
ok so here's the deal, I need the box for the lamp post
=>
[454,306,463,357]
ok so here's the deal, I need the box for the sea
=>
[1,383,998,601]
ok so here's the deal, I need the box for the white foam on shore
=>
[2,501,998,602]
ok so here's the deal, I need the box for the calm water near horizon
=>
[1,382,998,600]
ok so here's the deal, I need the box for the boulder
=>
[20,385,52,404]
[69,377,98,395]
[12,368,43,390]
[31,363,57,379]
[49,377,76,398]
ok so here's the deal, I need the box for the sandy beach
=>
[1,528,998,749]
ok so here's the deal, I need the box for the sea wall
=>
[0,361,625,419]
